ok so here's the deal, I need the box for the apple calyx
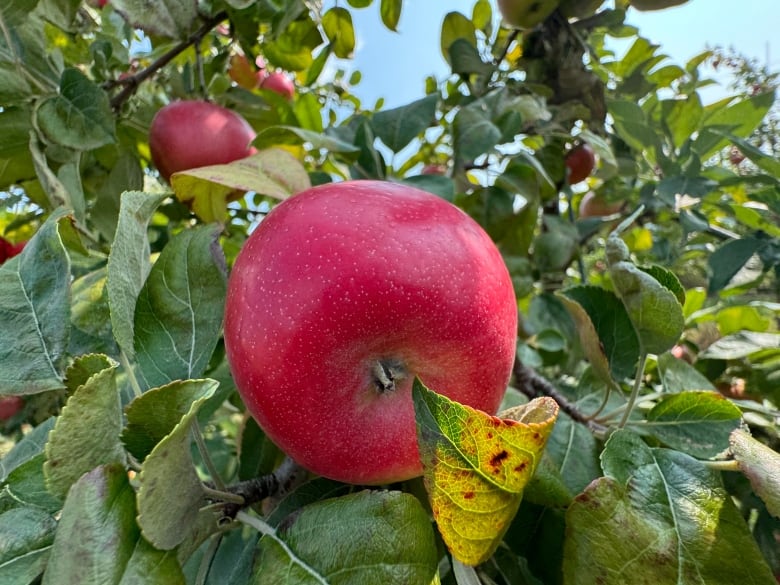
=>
[371,359,407,394]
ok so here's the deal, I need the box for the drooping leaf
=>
[0,213,70,395]
[170,149,311,223]
[371,94,438,153]
[322,7,355,59]
[106,191,167,359]
[43,355,126,499]
[36,68,115,150]
[0,107,35,189]
[694,90,775,158]
[449,38,494,77]
[254,126,359,156]
[413,378,558,566]
[559,285,640,382]
[0,507,57,585]
[117,538,185,585]
[379,0,402,31]
[656,351,715,393]
[730,429,780,518]
[133,226,226,389]
[255,490,438,584]
[136,379,217,550]
[564,429,776,584]
[640,391,742,458]
[109,0,198,39]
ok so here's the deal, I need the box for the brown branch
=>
[494,29,520,66]
[107,10,228,112]
[513,361,608,435]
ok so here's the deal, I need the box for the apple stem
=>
[371,359,406,394]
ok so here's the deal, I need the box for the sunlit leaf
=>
[440,11,476,65]
[322,7,355,59]
[380,0,402,31]
[109,0,198,39]
[371,94,438,152]
[413,379,558,566]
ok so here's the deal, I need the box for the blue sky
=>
[341,0,779,108]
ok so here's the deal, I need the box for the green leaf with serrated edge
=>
[255,491,438,584]
[42,464,136,585]
[699,331,780,360]
[44,356,126,499]
[63,353,115,393]
[640,391,742,458]
[606,234,684,355]
[170,149,311,223]
[639,264,685,306]
[36,68,115,150]
[730,430,780,518]
[0,507,56,585]
[4,454,62,513]
[379,0,402,31]
[440,11,476,64]
[707,237,764,293]
[133,226,226,389]
[413,378,558,566]
[559,286,640,382]
[0,418,54,483]
[322,7,355,58]
[657,352,715,393]
[0,213,69,395]
[109,0,198,39]
[568,429,776,585]
[136,379,217,550]
[371,94,438,153]
[107,191,167,359]
[123,379,220,462]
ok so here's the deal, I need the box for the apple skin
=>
[224,180,517,485]
[0,396,23,421]
[421,163,447,175]
[260,71,295,100]
[565,143,596,185]
[149,100,257,182]
[0,237,26,264]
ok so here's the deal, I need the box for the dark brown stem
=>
[107,11,228,112]
[494,29,520,65]
[513,361,608,435]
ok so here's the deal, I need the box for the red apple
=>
[0,236,26,264]
[149,100,257,182]
[224,180,517,485]
[565,143,596,185]
[578,191,622,218]
[421,163,447,175]
[260,71,295,100]
[0,396,23,421]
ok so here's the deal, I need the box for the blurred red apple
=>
[0,236,26,264]
[578,191,622,218]
[260,71,295,100]
[565,143,596,185]
[0,396,23,421]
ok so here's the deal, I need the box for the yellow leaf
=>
[170,148,311,222]
[412,378,559,566]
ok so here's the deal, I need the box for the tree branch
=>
[107,11,228,112]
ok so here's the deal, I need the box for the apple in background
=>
[0,236,26,264]
[0,396,24,421]
[565,143,596,185]
[224,180,517,485]
[421,163,447,175]
[578,191,622,218]
[260,71,295,100]
[228,54,258,90]
[149,100,257,182]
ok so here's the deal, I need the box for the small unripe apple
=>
[149,100,257,182]
[578,191,622,218]
[0,396,24,421]
[260,71,295,100]
[224,180,517,485]
[565,143,596,185]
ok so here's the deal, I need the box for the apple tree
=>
[1,0,779,583]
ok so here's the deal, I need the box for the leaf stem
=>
[618,352,648,428]
[119,349,143,398]
[202,484,245,505]
[702,459,740,472]
[193,421,226,491]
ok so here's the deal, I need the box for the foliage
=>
[1,0,779,584]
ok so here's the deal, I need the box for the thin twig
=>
[107,11,228,111]
[494,29,520,65]
[618,352,648,428]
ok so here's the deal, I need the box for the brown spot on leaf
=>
[490,450,509,467]
[514,462,527,473]
[463,491,475,500]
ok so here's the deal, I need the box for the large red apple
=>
[224,180,517,485]
[149,100,257,182]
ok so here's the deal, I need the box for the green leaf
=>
[254,126,360,156]
[472,0,493,31]
[36,68,115,150]
[370,94,438,152]
[170,149,311,223]
[136,379,217,550]
[117,539,185,585]
[449,38,494,77]
[694,90,775,158]
[322,7,355,59]
[133,226,226,389]
[541,411,601,497]
[0,213,69,395]
[453,97,502,162]
[641,391,742,458]
[0,107,35,189]
[721,131,780,178]
[106,191,167,359]
[657,351,715,393]
[608,100,659,155]
[108,0,198,39]
[440,11,476,65]
[559,286,640,382]
[730,429,780,518]
[263,19,322,71]
[699,331,780,360]
[565,429,776,584]
[413,379,558,565]
[639,264,685,306]
[0,418,54,483]
[44,356,126,499]
[0,507,56,585]
[379,0,402,31]
[3,453,62,513]
[607,234,684,355]
[660,94,703,150]
[401,175,456,201]
[708,237,764,293]
[41,465,137,585]
[255,490,438,584]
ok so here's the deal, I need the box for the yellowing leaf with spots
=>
[412,378,558,566]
